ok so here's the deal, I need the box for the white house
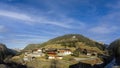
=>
[24,49,44,58]
[57,49,72,56]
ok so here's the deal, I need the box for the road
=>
[74,56,97,61]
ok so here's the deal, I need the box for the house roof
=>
[58,48,71,51]
[48,53,57,57]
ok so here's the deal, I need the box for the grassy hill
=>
[24,34,105,51]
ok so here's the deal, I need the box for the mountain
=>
[109,39,120,49]
[0,43,28,68]
[108,39,120,65]
[0,43,9,63]
[0,43,16,63]
[24,34,105,51]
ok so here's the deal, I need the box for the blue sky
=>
[0,0,120,48]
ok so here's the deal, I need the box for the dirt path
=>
[74,56,97,61]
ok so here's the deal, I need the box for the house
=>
[80,48,98,56]
[32,49,42,54]
[47,54,63,59]
[82,49,98,56]
[57,49,72,56]
[79,46,104,56]
[47,55,63,59]
[24,48,44,58]
[46,50,63,59]
[87,50,98,56]
[32,49,45,57]
[86,52,97,56]
[41,48,46,53]
[48,54,56,59]
[46,49,57,58]
[47,52,57,59]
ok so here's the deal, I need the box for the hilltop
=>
[24,34,105,51]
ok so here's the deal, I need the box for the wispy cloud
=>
[0,9,87,29]
[15,34,52,39]
[0,10,73,28]
[37,20,72,28]
[0,1,88,29]
[89,25,118,34]
[0,10,34,22]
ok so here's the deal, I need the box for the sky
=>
[0,0,120,49]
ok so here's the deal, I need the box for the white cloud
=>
[15,34,51,39]
[42,20,71,28]
[0,1,87,29]
[0,10,34,22]
[89,25,118,34]
[0,10,73,28]
[0,10,86,29]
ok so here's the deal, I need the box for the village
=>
[22,46,104,62]
[23,48,72,61]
